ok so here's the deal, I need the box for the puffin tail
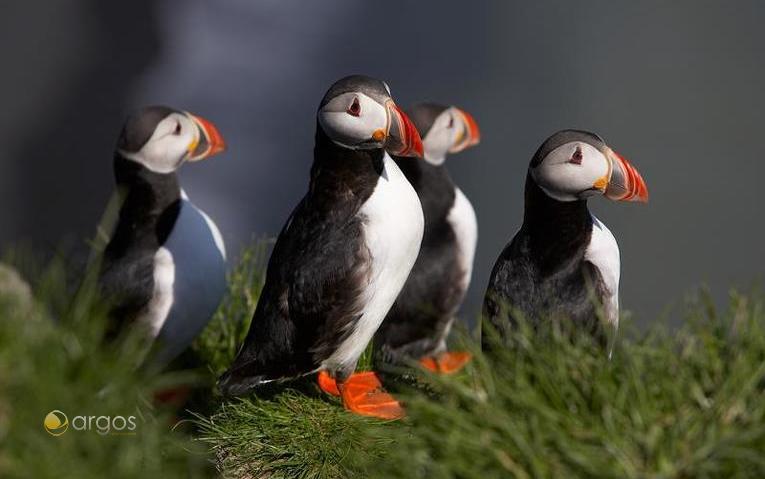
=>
[217,368,269,397]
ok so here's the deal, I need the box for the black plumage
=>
[482,131,622,349]
[220,76,425,422]
[374,157,465,363]
[373,102,479,367]
[482,174,608,347]
[99,123,182,337]
[219,127,385,392]
[97,105,228,364]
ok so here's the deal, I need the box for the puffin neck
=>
[394,156,455,226]
[521,173,592,272]
[393,155,450,190]
[309,125,384,209]
[108,154,182,250]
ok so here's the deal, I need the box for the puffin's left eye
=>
[173,122,182,135]
[569,146,583,165]
[447,116,454,128]
[347,98,361,117]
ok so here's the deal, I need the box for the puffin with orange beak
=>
[373,103,481,374]
[98,105,227,366]
[219,75,424,419]
[482,130,648,354]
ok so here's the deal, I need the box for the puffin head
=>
[317,75,424,158]
[407,103,480,165]
[116,105,226,174]
[529,129,648,203]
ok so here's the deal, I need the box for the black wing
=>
[97,190,180,339]
[374,223,462,362]
[481,232,533,349]
[219,196,371,394]
[98,250,155,338]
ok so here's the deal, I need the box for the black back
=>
[482,174,608,348]
[98,154,181,335]
[219,126,385,393]
[374,157,466,363]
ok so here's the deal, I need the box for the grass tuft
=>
[196,390,392,479]
[3,241,765,479]
[0,257,213,479]
[193,238,271,379]
[353,290,765,479]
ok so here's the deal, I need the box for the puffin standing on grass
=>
[483,130,648,352]
[374,103,480,374]
[98,106,227,367]
[219,75,425,419]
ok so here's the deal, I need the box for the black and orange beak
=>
[381,101,424,158]
[187,114,226,161]
[449,108,481,153]
[598,149,649,202]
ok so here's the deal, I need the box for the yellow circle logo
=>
[44,410,69,436]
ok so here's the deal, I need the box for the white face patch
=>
[317,92,388,149]
[422,108,461,166]
[531,141,610,202]
[119,113,199,174]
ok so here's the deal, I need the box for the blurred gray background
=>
[1,1,763,327]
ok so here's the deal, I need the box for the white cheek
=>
[422,113,453,165]
[318,92,387,148]
[318,110,384,147]
[126,135,190,174]
[533,143,609,201]
[119,114,195,174]
[580,156,609,189]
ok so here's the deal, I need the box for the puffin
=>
[98,105,227,367]
[373,103,480,374]
[482,129,648,353]
[218,75,425,419]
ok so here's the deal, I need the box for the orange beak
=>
[604,149,649,202]
[384,101,424,158]
[188,114,226,161]
[449,108,481,153]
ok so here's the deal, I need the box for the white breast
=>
[180,189,226,259]
[144,247,176,337]
[143,198,227,362]
[585,215,621,331]
[447,187,478,292]
[324,153,425,370]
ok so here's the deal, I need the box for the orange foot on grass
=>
[419,351,472,374]
[317,370,404,420]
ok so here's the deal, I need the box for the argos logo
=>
[43,410,69,436]
[44,410,137,436]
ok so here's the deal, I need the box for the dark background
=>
[2,1,763,327]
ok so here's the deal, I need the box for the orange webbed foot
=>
[339,371,404,420]
[317,370,341,397]
[419,351,472,374]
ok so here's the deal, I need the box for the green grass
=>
[3,243,765,478]
[0,255,213,479]
[354,291,765,479]
[195,389,392,478]
[193,238,271,380]
[191,241,384,478]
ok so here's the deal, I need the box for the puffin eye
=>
[569,146,583,165]
[347,97,361,117]
[447,116,454,128]
[173,122,182,135]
